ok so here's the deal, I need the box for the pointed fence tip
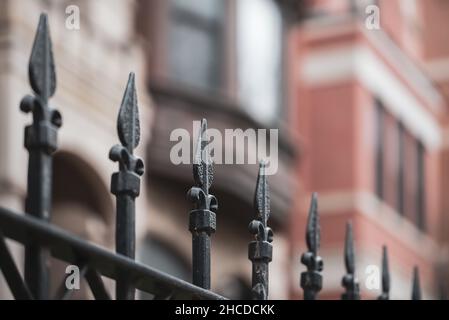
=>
[309,193,318,218]
[344,221,355,274]
[193,118,213,192]
[255,161,270,223]
[382,245,389,268]
[412,266,422,300]
[29,12,56,100]
[39,12,48,22]
[306,192,319,254]
[195,119,208,159]
[381,245,390,296]
[258,159,267,175]
[117,72,140,152]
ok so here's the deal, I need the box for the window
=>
[397,121,405,216]
[416,142,426,231]
[236,0,283,123]
[168,0,224,91]
[375,100,384,200]
[374,99,426,230]
[160,0,284,124]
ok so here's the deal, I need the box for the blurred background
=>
[1,0,449,299]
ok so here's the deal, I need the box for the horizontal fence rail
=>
[0,206,225,300]
[0,13,425,300]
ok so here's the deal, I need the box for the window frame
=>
[374,98,427,231]
[140,0,287,126]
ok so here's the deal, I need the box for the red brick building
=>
[289,0,449,299]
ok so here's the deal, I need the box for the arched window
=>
[50,152,113,299]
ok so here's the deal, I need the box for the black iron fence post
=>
[21,13,61,299]
[109,72,144,300]
[248,161,273,300]
[412,266,421,300]
[300,193,323,300]
[187,119,218,290]
[341,221,360,300]
[378,246,390,300]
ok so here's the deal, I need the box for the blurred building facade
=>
[1,0,449,301]
[0,0,153,299]
[135,0,301,299]
[0,0,302,299]
[289,0,449,299]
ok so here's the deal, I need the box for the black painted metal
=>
[85,268,111,300]
[110,72,144,300]
[300,193,323,300]
[0,231,33,300]
[341,221,360,300]
[21,13,61,300]
[412,266,422,300]
[378,246,390,300]
[248,161,273,300]
[0,207,225,300]
[188,119,218,290]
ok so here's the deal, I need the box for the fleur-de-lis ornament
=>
[21,13,61,300]
[188,119,218,212]
[109,73,144,176]
[249,161,273,243]
[248,161,273,300]
[341,221,360,300]
[109,72,144,300]
[300,193,323,300]
[187,119,217,289]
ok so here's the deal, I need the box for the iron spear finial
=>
[248,161,273,300]
[109,73,144,176]
[412,266,422,300]
[188,119,217,289]
[306,192,319,256]
[254,160,270,228]
[378,245,390,300]
[110,73,144,300]
[345,221,355,275]
[20,12,60,300]
[29,13,56,104]
[21,13,61,130]
[117,72,140,154]
[188,119,217,212]
[193,119,213,196]
[249,161,273,243]
[300,192,323,300]
[341,221,360,300]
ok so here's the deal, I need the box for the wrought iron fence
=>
[0,13,423,300]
